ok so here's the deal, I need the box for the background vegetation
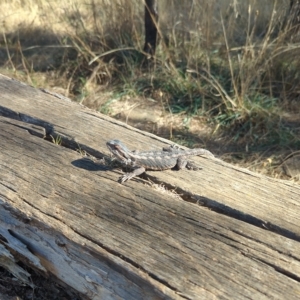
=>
[1,0,299,179]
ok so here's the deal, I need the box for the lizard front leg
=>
[119,167,146,183]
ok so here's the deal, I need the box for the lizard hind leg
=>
[177,157,200,170]
[186,161,200,170]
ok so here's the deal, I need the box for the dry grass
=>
[1,0,300,180]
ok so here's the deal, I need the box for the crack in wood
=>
[251,256,300,283]
[68,225,181,295]
[232,228,300,260]
[142,178,300,245]
[0,107,104,160]
[6,191,181,294]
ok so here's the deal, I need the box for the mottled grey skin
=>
[106,139,214,183]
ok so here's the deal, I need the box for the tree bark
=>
[143,0,158,56]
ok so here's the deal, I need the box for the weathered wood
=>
[0,75,299,238]
[1,74,300,299]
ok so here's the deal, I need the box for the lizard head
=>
[106,140,132,163]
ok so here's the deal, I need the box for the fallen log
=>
[1,74,300,299]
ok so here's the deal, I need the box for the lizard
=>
[106,139,214,183]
